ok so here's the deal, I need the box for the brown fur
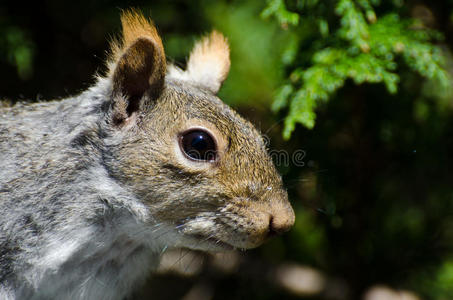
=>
[110,10,166,125]
[0,9,294,299]
[186,31,230,89]
[167,31,231,93]
[108,9,165,77]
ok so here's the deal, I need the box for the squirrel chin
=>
[181,235,236,252]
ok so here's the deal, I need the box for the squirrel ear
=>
[168,31,230,94]
[109,10,166,125]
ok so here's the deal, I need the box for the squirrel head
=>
[103,10,295,251]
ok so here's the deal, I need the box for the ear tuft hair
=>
[108,9,166,126]
[168,31,230,94]
[108,9,165,76]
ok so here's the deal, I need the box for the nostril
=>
[268,215,278,237]
[268,213,292,236]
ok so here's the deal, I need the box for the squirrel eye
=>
[180,129,217,162]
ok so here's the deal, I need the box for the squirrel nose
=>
[268,205,295,236]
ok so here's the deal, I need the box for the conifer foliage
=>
[263,0,450,138]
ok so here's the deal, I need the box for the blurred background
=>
[1,0,453,299]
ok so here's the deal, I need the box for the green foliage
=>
[1,2,453,299]
[199,1,293,107]
[0,26,35,80]
[435,259,453,298]
[264,0,451,139]
[410,257,453,299]
[261,0,300,26]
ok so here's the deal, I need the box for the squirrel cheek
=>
[183,218,216,234]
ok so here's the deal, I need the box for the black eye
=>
[180,129,217,162]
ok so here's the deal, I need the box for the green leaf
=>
[272,84,294,112]
[263,0,451,139]
[261,0,300,26]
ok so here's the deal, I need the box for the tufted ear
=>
[109,10,166,125]
[168,31,230,94]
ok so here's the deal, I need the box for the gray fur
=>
[0,79,161,299]
[0,13,295,299]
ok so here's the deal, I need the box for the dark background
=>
[1,1,453,299]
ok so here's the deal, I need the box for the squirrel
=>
[0,10,295,300]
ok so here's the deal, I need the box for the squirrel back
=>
[0,10,294,300]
